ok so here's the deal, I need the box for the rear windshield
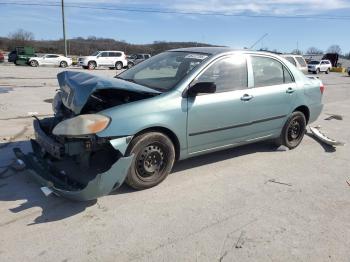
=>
[295,57,307,67]
[309,61,320,65]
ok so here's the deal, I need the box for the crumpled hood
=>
[57,71,160,114]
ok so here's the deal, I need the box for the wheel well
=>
[88,60,96,65]
[294,105,310,124]
[133,127,181,161]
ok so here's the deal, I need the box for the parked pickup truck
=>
[78,51,128,70]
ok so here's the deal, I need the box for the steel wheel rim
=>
[287,118,302,142]
[135,143,167,181]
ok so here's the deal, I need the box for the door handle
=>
[286,87,295,94]
[240,94,254,101]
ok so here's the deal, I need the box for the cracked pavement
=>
[0,65,349,262]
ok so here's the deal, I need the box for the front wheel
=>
[30,60,38,67]
[125,132,175,190]
[127,61,134,69]
[325,68,330,74]
[277,112,306,149]
[316,68,320,74]
[88,61,96,70]
[60,61,68,68]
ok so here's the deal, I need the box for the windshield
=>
[309,61,320,65]
[91,51,100,56]
[117,51,210,91]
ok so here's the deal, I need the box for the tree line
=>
[0,29,214,56]
[0,29,349,58]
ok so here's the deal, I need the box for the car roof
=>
[169,47,284,57]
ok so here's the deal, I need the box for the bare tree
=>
[8,29,34,42]
[306,47,323,55]
[327,45,342,54]
[291,49,302,55]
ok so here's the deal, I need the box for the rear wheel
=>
[115,62,123,70]
[125,132,175,190]
[277,111,306,149]
[30,60,38,67]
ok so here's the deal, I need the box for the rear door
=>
[246,55,297,138]
[187,54,253,154]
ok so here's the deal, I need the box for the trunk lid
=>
[57,71,160,114]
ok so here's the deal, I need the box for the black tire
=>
[316,68,320,74]
[125,132,175,190]
[60,61,68,68]
[88,61,96,70]
[30,60,38,67]
[127,62,134,69]
[325,68,330,74]
[115,62,123,70]
[277,111,306,149]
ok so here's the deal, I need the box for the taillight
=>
[320,83,325,94]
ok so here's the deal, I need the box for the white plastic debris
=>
[12,159,26,171]
[40,187,54,197]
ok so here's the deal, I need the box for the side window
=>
[285,56,297,66]
[115,52,122,57]
[196,55,248,93]
[295,57,306,67]
[100,52,108,57]
[252,56,293,87]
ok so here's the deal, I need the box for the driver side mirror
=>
[187,82,216,97]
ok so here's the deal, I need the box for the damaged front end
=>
[14,71,160,200]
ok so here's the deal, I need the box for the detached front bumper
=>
[13,119,134,201]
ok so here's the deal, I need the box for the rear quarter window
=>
[285,56,297,66]
[295,57,307,67]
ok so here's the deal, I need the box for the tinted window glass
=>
[100,52,108,57]
[197,55,247,93]
[283,67,293,84]
[285,56,297,66]
[47,55,59,58]
[295,57,306,67]
[252,56,292,87]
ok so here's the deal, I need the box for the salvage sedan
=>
[15,47,324,200]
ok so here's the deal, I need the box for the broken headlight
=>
[52,114,111,136]
[52,92,63,115]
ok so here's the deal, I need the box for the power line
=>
[1,1,350,20]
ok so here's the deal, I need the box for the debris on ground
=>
[266,179,292,187]
[310,126,345,147]
[235,231,245,249]
[346,181,350,187]
[325,113,343,121]
[11,159,26,171]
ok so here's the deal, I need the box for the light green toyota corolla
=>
[15,47,324,200]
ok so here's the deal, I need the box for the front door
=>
[187,55,252,154]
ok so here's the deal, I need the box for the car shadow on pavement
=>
[172,141,277,173]
[0,140,97,225]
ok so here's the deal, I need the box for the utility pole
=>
[61,0,67,56]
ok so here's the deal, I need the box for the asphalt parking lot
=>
[0,64,350,262]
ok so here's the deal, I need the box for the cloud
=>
[7,0,350,17]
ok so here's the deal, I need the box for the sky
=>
[0,0,350,53]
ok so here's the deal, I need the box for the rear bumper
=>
[309,103,324,124]
[14,119,134,201]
